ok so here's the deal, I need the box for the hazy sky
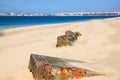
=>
[0,0,120,13]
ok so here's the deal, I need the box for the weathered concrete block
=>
[28,54,103,80]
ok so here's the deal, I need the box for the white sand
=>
[0,17,120,80]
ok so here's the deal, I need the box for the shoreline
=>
[0,17,119,36]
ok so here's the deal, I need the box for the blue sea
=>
[0,16,118,29]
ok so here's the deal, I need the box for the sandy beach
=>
[0,17,120,80]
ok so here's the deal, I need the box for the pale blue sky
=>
[0,0,120,13]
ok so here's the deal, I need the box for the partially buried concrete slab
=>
[28,54,104,80]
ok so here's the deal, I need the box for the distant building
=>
[10,12,16,16]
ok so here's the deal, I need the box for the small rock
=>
[56,30,82,47]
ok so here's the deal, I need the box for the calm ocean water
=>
[0,16,118,29]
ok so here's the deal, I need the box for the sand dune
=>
[0,17,120,80]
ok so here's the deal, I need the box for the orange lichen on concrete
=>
[71,67,86,79]
[60,68,69,80]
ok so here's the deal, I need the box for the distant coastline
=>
[0,12,120,16]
